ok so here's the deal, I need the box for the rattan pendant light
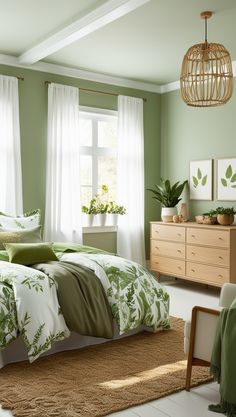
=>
[180,11,233,107]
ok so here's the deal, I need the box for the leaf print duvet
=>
[0,261,70,362]
[60,252,170,334]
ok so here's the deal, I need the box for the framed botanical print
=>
[189,159,213,200]
[216,158,236,201]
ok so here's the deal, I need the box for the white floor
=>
[0,277,222,417]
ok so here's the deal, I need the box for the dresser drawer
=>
[187,228,229,248]
[151,224,185,242]
[151,240,185,259]
[187,245,229,267]
[186,262,229,285]
[150,256,185,276]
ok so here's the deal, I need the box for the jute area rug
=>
[0,317,211,417]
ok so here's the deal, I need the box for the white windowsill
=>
[82,226,117,234]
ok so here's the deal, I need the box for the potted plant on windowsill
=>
[82,185,126,227]
[147,178,188,222]
[214,206,236,226]
[107,201,126,226]
[81,198,97,226]
[93,185,109,226]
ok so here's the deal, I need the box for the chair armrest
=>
[187,306,221,362]
[219,283,236,308]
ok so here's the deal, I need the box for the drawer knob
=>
[191,269,195,272]
[191,252,195,255]
[218,256,223,260]
[177,250,182,253]
[178,266,182,270]
[218,274,223,278]
[177,233,181,237]
[155,246,159,250]
[191,234,195,238]
[218,237,223,241]
[155,231,159,234]
[155,262,159,265]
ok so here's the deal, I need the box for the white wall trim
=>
[18,0,151,65]
[0,53,235,95]
[160,80,180,94]
[80,105,117,116]
[83,226,117,234]
[0,53,162,93]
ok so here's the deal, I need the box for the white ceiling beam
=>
[18,0,151,65]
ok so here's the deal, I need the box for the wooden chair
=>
[184,283,236,391]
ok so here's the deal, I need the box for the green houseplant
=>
[107,201,126,226]
[81,198,97,226]
[81,185,126,227]
[214,206,236,226]
[147,178,188,222]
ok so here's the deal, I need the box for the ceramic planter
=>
[161,207,178,222]
[96,213,107,226]
[82,213,94,227]
[217,214,234,226]
[107,213,118,226]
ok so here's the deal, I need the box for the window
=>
[79,107,118,206]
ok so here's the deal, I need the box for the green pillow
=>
[0,250,9,262]
[0,232,21,250]
[4,243,58,265]
[0,225,42,249]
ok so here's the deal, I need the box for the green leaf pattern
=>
[192,168,207,188]
[60,253,170,334]
[0,251,170,362]
[0,262,70,362]
[221,165,236,189]
[0,210,40,230]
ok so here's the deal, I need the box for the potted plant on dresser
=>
[147,178,188,222]
[215,206,236,226]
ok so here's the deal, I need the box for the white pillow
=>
[0,209,41,230]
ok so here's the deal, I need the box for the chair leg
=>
[185,307,197,391]
[186,354,193,391]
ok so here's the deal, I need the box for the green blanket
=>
[32,261,114,339]
[209,298,236,416]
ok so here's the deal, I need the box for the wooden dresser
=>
[150,221,236,287]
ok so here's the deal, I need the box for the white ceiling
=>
[0,0,236,86]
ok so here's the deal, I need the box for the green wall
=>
[161,80,236,219]
[0,64,161,255]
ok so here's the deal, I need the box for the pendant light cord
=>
[205,17,207,42]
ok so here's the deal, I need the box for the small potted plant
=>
[147,178,188,222]
[214,206,236,226]
[94,185,109,226]
[107,201,126,226]
[81,198,97,226]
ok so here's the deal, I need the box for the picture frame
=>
[189,159,213,200]
[216,157,236,201]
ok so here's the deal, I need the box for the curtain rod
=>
[17,76,24,81]
[45,81,147,102]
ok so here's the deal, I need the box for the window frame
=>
[79,106,118,201]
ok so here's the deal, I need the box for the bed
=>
[0,242,170,368]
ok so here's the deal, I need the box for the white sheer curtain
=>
[44,83,82,242]
[0,75,23,215]
[117,95,145,265]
